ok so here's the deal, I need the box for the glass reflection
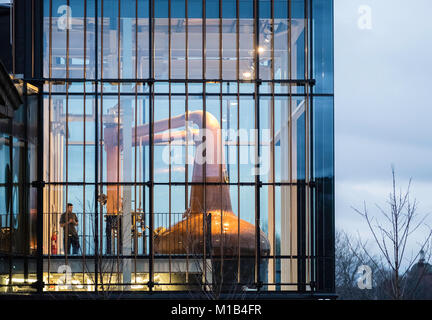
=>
[35,0,334,293]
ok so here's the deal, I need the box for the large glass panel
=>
[313,96,334,291]
[137,0,150,78]
[153,95,170,183]
[187,0,203,79]
[238,0,254,80]
[170,95,187,183]
[120,0,137,79]
[273,0,289,80]
[238,96,255,183]
[85,0,97,79]
[259,0,272,81]
[313,0,334,94]
[0,133,11,255]
[205,0,220,79]
[222,0,237,80]
[171,0,186,79]
[291,0,306,82]
[154,0,169,79]
[46,0,67,79]
[66,0,90,79]
[222,94,239,184]
[37,0,334,293]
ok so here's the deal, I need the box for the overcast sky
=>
[334,0,432,255]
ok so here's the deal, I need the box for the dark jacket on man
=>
[60,211,78,236]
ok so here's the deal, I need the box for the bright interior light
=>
[258,46,265,53]
[243,71,252,79]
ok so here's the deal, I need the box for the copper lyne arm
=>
[104,110,226,215]
[103,110,270,258]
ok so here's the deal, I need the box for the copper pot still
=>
[105,110,270,275]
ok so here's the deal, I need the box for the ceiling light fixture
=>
[242,71,252,79]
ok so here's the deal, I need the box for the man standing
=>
[60,203,80,255]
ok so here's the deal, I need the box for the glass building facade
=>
[1,0,334,297]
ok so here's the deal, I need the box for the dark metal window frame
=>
[2,0,335,296]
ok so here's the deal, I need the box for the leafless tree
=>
[163,212,259,300]
[181,216,247,300]
[352,167,432,300]
[67,196,124,299]
[335,229,380,299]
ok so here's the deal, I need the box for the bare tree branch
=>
[351,167,432,299]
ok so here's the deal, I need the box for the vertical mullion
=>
[308,0,316,289]
[270,0,276,288]
[148,0,154,292]
[47,0,53,285]
[184,0,189,284]
[24,78,29,283]
[65,0,70,265]
[99,0,105,288]
[217,0,224,288]
[8,115,13,289]
[133,0,138,283]
[202,0,207,291]
[32,0,34,77]
[218,0,225,286]
[36,78,44,292]
[116,0,121,282]
[12,1,15,74]
[141,96,145,255]
[168,0,172,284]
[288,0,294,289]
[94,0,99,292]
[82,0,87,282]
[253,0,261,289]
[34,0,47,288]
[141,0,147,258]
[235,0,241,284]
[304,0,310,288]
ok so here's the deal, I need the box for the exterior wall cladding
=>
[0,0,334,298]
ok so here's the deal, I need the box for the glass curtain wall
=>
[35,0,333,293]
[0,88,39,293]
